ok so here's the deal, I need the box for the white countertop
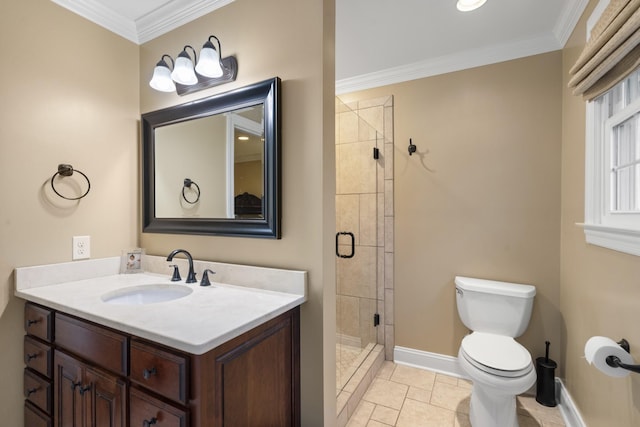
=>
[15,257,307,355]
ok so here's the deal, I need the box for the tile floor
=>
[346,362,566,427]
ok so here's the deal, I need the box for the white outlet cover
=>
[72,236,91,260]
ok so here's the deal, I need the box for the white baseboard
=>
[556,378,586,427]
[394,345,465,378]
[393,346,585,427]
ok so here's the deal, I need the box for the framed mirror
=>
[142,77,281,238]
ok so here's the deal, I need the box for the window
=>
[584,67,640,256]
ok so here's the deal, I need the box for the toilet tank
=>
[455,276,536,338]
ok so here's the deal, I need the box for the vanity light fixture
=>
[456,0,487,12]
[149,35,238,96]
[171,46,199,85]
[196,36,225,78]
[149,55,176,92]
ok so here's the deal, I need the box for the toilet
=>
[454,276,537,427]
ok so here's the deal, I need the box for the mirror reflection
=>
[154,104,265,219]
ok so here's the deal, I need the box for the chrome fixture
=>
[456,0,487,12]
[149,35,238,96]
[166,249,197,283]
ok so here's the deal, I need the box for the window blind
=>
[568,0,640,100]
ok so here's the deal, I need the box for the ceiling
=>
[51,0,589,94]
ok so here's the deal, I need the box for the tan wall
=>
[340,52,563,362]
[0,0,140,425]
[139,0,335,424]
[561,1,640,426]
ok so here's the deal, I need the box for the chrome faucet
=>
[166,249,197,283]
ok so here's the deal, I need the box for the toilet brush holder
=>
[535,341,557,407]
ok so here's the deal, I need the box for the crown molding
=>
[136,0,235,44]
[50,0,235,45]
[553,0,589,47]
[51,0,138,43]
[336,32,561,94]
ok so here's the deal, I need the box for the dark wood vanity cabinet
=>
[24,303,54,427]
[23,301,300,427]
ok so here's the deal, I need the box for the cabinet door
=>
[54,350,126,427]
[54,351,83,427]
[215,315,297,427]
[84,367,126,427]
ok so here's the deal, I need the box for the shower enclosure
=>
[335,96,394,419]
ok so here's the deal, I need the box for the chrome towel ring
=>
[50,164,91,200]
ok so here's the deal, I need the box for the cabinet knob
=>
[25,387,39,397]
[143,417,158,427]
[26,318,41,327]
[143,367,157,380]
[25,353,38,362]
[78,384,92,395]
[71,381,81,391]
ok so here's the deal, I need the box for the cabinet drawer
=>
[24,336,53,378]
[24,303,53,342]
[24,369,52,415]
[130,387,188,427]
[24,401,52,427]
[55,313,128,376]
[131,339,188,404]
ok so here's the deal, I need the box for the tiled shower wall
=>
[336,95,394,360]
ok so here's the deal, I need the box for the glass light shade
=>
[195,43,224,78]
[457,0,487,12]
[149,63,176,92]
[171,53,198,85]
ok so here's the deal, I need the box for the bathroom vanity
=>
[16,256,306,427]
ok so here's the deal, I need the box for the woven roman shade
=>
[568,0,640,100]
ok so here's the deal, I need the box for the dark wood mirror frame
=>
[142,77,281,238]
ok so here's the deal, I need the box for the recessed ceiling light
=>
[457,0,487,12]
[238,136,249,141]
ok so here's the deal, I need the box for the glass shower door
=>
[335,97,380,392]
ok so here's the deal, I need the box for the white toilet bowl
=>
[458,332,536,427]
[454,276,537,427]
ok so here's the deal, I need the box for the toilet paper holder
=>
[606,339,640,374]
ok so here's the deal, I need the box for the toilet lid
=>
[461,332,532,377]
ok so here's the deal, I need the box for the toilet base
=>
[457,348,536,427]
[469,383,518,427]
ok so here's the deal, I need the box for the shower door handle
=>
[336,231,355,259]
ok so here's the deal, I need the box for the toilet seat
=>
[461,332,532,378]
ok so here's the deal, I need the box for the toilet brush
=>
[535,341,557,407]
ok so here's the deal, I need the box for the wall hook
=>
[408,138,417,156]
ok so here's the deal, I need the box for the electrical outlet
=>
[72,236,91,260]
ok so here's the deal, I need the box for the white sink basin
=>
[101,284,193,305]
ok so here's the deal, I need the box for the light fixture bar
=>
[175,56,238,96]
[149,34,238,96]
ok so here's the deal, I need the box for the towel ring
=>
[50,164,91,200]
[182,178,200,204]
